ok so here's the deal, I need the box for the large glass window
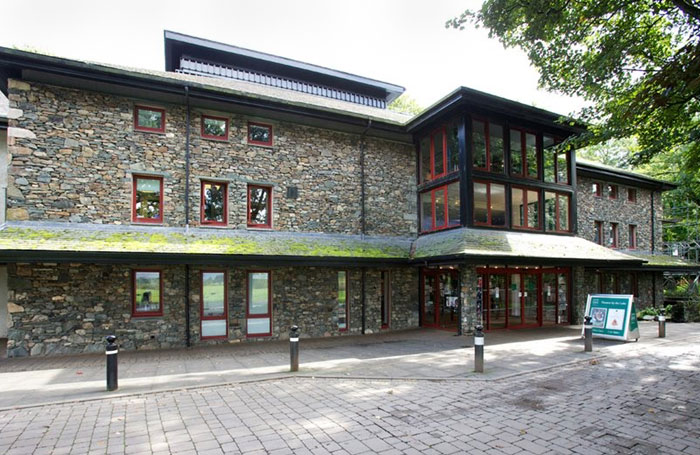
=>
[510,128,538,179]
[544,191,571,232]
[511,187,540,230]
[201,181,227,226]
[247,185,272,228]
[420,181,460,232]
[201,271,227,339]
[473,181,506,227]
[247,271,271,336]
[132,175,163,223]
[543,135,569,184]
[337,271,348,331]
[419,121,459,183]
[132,270,162,317]
[472,119,504,173]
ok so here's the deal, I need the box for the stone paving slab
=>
[0,322,696,410]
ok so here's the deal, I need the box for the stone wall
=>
[459,266,479,335]
[581,270,663,315]
[7,80,416,236]
[7,263,419,357]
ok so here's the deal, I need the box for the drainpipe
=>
[184,86,191,347]
[360,119,371,334]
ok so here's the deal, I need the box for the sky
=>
[0,0,586,115]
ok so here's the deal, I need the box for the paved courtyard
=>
[0,323,698,454]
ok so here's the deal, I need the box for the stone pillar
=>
[0,266,7,358]
[0,129,7,225]
[571,266,587,324]
[459,265,478,335]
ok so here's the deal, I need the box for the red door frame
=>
[420,268,459,329]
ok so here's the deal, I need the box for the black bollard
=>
[658,308,666,338]
[289,325,299,372]
[584,315,593,352]
[474,325,484,373]
[105,335,118,391]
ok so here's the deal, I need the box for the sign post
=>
[582,294,639,342]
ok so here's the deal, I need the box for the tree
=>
[577,137,639,169]
[388,94,424,116]
[447,1,700,170]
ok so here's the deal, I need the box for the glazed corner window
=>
[201,181,228,226]
[544,191,571,233]
[419,120,459,183]
[248,122,273,146]
[420,181,461,232]
[132,270,162,317]
[510,128,538,179]
[592,182,602,197]
[609,223,619,248]
[473,181,506,227]
[132,175,163,223]
[247,185,272,228]
[543,136,569,184]
[629,224,637,249]
[246,271,271,337]
[201,115,228,140]
[608,184,618,199]
[336,271,348,331]
[134,106,165,132]
[472,119,504,173]
[628,188,637,203]
[201,271,227,339]
[511,187,540,230]
[595,221,603,245]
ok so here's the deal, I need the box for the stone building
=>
[0,31,692,357]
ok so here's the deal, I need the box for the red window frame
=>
[247,122,273,146]
[421,181,460,232]
[338,270,349,332]
[134,105,166,133]
[131,269,163,317]
[595,221,604,245]
[380,271,391,329]
[200,180,228,227]
[608,184,618,200]
[627,188,637,203]
[247,184,272,228]
[544,191,571,233]
[598,272,620,294]
[473,180,506,227]
[592,182,602,197]
[610,223,619,248]
[246,270,272,337]
[510,127,540,180]
[201,114,229,141]
[511,185,541,231]
[471,118,505,174]
[629,224,637,250]
[132,175,164,224]
[200,270,228,340]
[543,135,569,185]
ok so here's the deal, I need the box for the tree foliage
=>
[447,1,700,170]
[388,94,424,116]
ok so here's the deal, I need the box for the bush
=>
[637,307,659,319]
[670,302,686,322]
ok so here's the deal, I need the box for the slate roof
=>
[625,251,700,271]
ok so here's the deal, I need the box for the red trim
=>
[510,127,539,180]
[134,105,166,133]
[628,224,637,249]
[246,270,272,337]
[511,185,541,230]
[473,180,506,227]
[132,175,164,224]
[131,269,163,317]
[200,180,228,226]
[610,222,619,248]
[420,180,459,233]
[421,269,459,329]
[544,191,571,233]
[247,184,272,228]
[338,270,349,332]
[200,270,228,340]
[247,122,273,146]
[201,114,229,141]
[595,221,604,245]
[593,182,602,197]
[608,184,618,200]
[627,188,637,203]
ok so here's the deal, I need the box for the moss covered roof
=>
[626,252,700,269]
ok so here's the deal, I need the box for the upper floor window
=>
[544,191,571,233]
[420,181,460,232]
[609,223,619,248]
[592,182,602,197]
[511,186,540,230]
[608,184,618,200]
[201,181,228,226]
[248,122,273,146]
[247,185,272,228]
[473,181,506,227]
[627,188,637,203]
[132,175,163,224]
[420,121,459,183]
[595,221,603,245]
[543,136,569,184]
[629,224,637,249]
[472,119,504,174]
[201,115,228,140]
[134,105,165,133]
[510,128,538,179]
[132,270,163,317]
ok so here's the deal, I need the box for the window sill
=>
[133,128,167,135]
[201,135,229,142]
[247,226,273,231]
[200,223,229,229]
[247,142,274,149]
[131,221,164,226]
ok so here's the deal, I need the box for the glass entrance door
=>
[523,273,539,326]
[487,273,506,329]
[421,269,460,330]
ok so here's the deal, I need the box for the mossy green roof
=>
[626,252,700,269]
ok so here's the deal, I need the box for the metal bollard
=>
[474,325,484,373]
[105,335,118,391]
[584,315,593,352]
[289,325,299,372]
[658,308,666,338]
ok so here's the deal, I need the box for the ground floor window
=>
[336,271,348,331]
[246,271,271,336]
[380,271,391,328]
[421,268,460,330]
[201,271,227,339]
[132,270,163,317]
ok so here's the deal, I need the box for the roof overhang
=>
[576,161,676,191]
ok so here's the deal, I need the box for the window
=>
[628,188,637,203]
[134,105,165,133]
[201,115,228,140]
[201,181,228,226]
[248,122,273,146]
[246,271,271,336]
[599,272,619,294]
[511,187,540,230]
[629,225,637,249]
[543,135,569,184]
[380,271,391,329]
[608,184,618,199]
[544,191,571,232]
[609,223,619,248]
[592,182,602,197]
[337,271,348,331]
[420,181,460,232]
[132,270,163,317]
[473,181,506,227]
[471,119,504,173]
[247,185,272,228]
[201,271,227,339]
[132,175,163,223]
[419,121,459,183]
[595,221,603,245]
[510,128,538,179]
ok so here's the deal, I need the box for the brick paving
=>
[0,330,698,454]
